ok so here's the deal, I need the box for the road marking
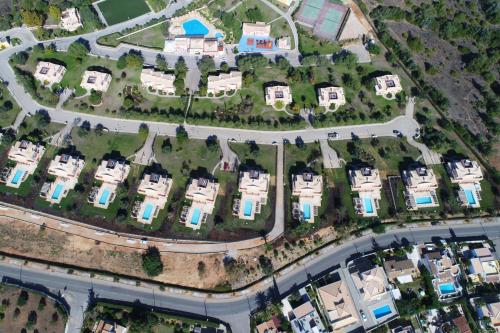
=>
[30,214,41,219]
[95,232,105,236]
[0,207,8,211]
[59,223,70,228]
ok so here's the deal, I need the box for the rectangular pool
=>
[51,183,64,200]
[373,305,392,319]
[464,189,476,205]
[191,207,201,225]
[303,203,311,220]
[142,203,154,221]
[415,196,433,205]
[99,188,111,205]
[11,169,24,185]
[439,283,456,294]
[363,197,374,214]
[243,200,253,217]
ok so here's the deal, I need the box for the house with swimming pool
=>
[5,140,45,189]
[140,68,175,95]
[135,173,173,224]
[91,159,130,209]
[265,85,292,109]
[374,74,402,98]
[34,61,66,87]
[236,170,270,221]
[446,159,483,209]
[43,154,85,204]
[207,71,242,96]
[421,247,462,301]
[349,166,382,217]
[402,165,439,210]
[182,177,219,230]
[291,172,323,223]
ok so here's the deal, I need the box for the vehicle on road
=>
[328,132,339,139]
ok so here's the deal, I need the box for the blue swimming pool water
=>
[215,32,223,39]
[439,283,456,294]
[191,207,201,225]
[51,183,64,200]
[373,305,392,319]
[238,35,277,53]
[11,169,24,185]
[464,189,476,205]
[142,203,154,221]
[99,188,110,205]
[244,200,253,217]
[415,196,433,205]
[363,197,374,214]
[182,19,209,36]
[303,203,311,220]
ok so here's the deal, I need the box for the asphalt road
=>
[1,219,498,333]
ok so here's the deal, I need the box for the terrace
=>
[317,86,346,111]
[34,61,66,87]
[421,246,462,301]
[4,140,45,189]
[135,173,173,224]
[207,71,242,96]
[291,172,323,224]
[236,170,270,221]
[349,167,382,217]
[140,68,176,95]
[402,166,439,210]
[42,154,85,204]
[81,70,112,92]
[182,177,219,230]
[91,159,130,209]
[446,159,483,209]
[374,74,402,99]
[265,85,292,109]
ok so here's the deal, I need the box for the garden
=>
[97,0,151,25]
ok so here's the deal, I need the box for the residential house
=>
[374,74,402,97]
[44,154,85,204]
[136,173,173,224]
[265,85,292,107]
[236,170,270,220]
[350,265,387,301]
[256,316,281,333]
[81,70,112,92]
[140,68,175,95]
[5,140,45,188]
[452,316,472,333]
[34,61,66,86]
[479,302,500,333]
[291,172,323,223]
[349,166,382,217]
[182,177,219,230]
[60,8,83,31]
[317,279,359,330]
[468,247,500,284]
[207,71,242,95]
[164,36,221,57]
[383,257,419,284]
[92,159,130,209]
[390,325,415,333]
[402,166,439,210]
[421,248,462,301]
[242,22,271,37]
[317,86,346,110]
[289,301,326,333]
[446,159,483,208]
[92,320,128,333]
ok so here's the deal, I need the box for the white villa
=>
[81,70,112,92]
[164,37,221,57]
[182,178,219,230]
[236,170,270,220]
[140,68,175,95]
[317,279,359,331]
[60,8,83,32]
[446,159,483,208]
[242,22,271,37]
[207,71,242,95]
[374,74,402,98]
[349,167,382,217]
[350,266,387,301]
[45,154,85,204]
[468,247,500,284]
[92,159,130,209]
[318,86,346,111]
[421,248,462,301]
[402,166,439,210]
[136,173,173,224]
[265,85,292,108]
[5,141,45,188]
[291,172,323,223]
[34,61,66,86]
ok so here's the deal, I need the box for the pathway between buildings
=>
[319,139,341,169]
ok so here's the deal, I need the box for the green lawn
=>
[146,0,168,12]
[118,22,168,49]
[297,27,341,56]
[0,85,22,128]
[98,0,151,25]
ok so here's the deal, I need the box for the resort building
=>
[164,37,222,57]
[135,173,173,224]
[289,301,326,333]
[80,70,112,92]
[92,159,130,209]
[317,86,346,111]
[140,68,175,95]
[207,71,242,95]
[182,178,219,230]
[276,37,292,50]
[92,320,128,333]
[350,265,387,302]
[44,154,85,204]
[467,247,500,284]
[478,302,500,333]
[5,140,45,189]
[235,170,270,221]
[349,167,382,217]
[446,159,483,208]
[34,61,66,86]
[421,248,462,301]
[60,8,83,32]
[265,85,292,108]
[402,166,439,210]
[242,22,271,37]
[383,257,419,284]
[317,280,359,330]
[256,316,281,333]
[291,172,323,223]
[374,74,402,97]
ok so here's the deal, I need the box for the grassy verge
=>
[0,85,22,128]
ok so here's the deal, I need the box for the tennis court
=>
[295,0,349,41]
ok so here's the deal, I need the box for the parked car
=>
[328,132,339,139]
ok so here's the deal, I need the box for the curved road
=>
[0,219,499,333]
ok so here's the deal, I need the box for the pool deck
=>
[169,11,220,38]
[93,183,117,209]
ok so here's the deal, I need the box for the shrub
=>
[141,247,164,277]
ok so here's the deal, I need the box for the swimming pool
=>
[99,188,111,205]
[191,207,201,225]
[182,19,209,36]
[243,200,253,217]
[303,203,311,220]
[51,183,64,200]
[363,197,374,214]
[215,32,224,39]
[142,203,154,221]
[11,169,24,185]
[373,305,392,319]
[464,189,476,205]
[439,283,456,294]
[415,196,433,205]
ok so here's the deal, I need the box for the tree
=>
[17,291,29,306]
[68,39,90,60]
[155,54,168,72]
[366,43,381,55]
[259,255,274,276]
[141,246,163,277]
[26,310,37,329]
[197,261,206,277]
[176,126,189,144]
[21,10,43,26]
[206,135,219,152]
[125,50,144,68]
[48,5,61,21]
[161,138,172,152]
[198,56,216,74]
[117,54,127,69]
[175,57,188,77]
[89,90,102,105]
